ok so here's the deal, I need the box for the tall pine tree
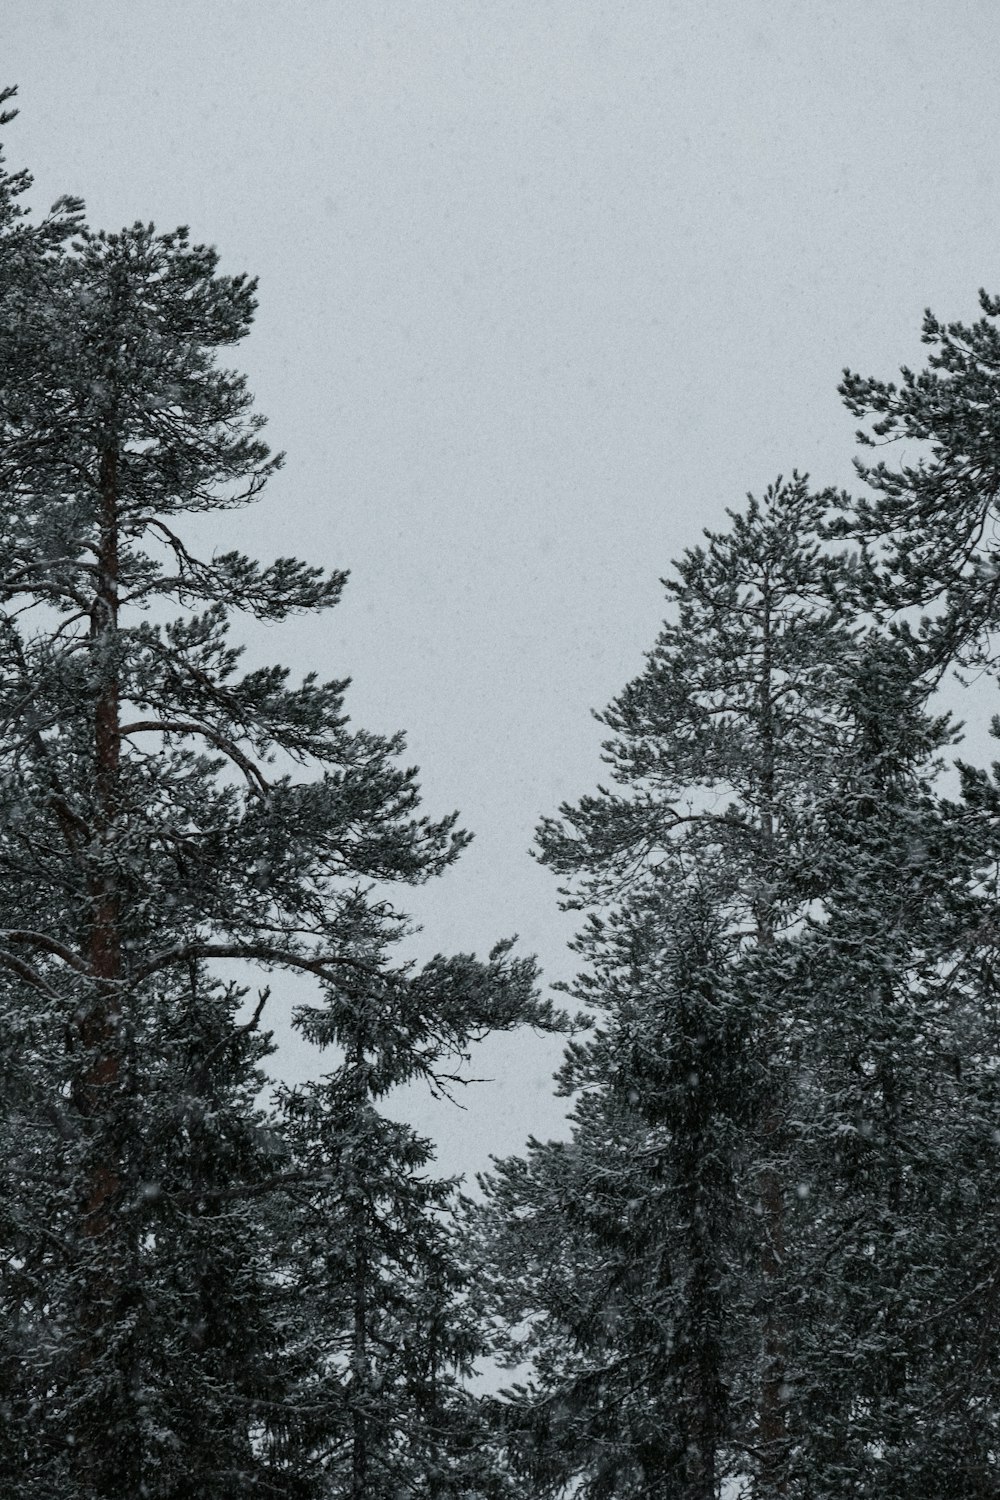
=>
[477,477,864,1496]
[480,462,1000,1496]
[0,113,542,1497]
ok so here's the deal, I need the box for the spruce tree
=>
[769,636,1000,1496]
[476,884,747,1499]
[277,906,550,1498]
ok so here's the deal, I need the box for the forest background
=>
[7,0,1000,1177]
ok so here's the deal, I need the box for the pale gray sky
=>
[7,1,1000,1175]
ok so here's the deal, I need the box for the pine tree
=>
[0,166,480,1494]
[820,290,1000,1487]
[479,463,1000,1496]
[477,477,863,1496]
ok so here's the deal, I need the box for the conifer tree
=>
[277,903,549,1498]
[763,636,1000,1496]
[480,465,1000,1497]
[0,118,541,1497]
[477,477,863,1496]
[0,85,82,294]
[824,293,1000,1487]
[477,884,747,1499]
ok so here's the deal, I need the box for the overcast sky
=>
[6,2,1000,1176]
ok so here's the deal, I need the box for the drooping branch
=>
[0,928,88,972]
[119,718,271,798]
[0,948,61,1000]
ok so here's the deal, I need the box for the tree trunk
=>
[351,1219,369,1500]
[71,428,136,1496]
[754,577,788,1498]
[351,1039,369,1500]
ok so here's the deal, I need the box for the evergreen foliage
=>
[277,917,547,1497]
[6,88,1000,1500]
[0,98,547,1497]
[839,289,1000,667]
[477,890,746,1499]
[477,469,1000,1497]
[763,637,1000,1496]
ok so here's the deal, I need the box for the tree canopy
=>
[3,85,1000,1500]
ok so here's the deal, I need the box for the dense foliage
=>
[4,89,1000,1499]
[0,93,551,1499]
[474,471,1000,1494]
